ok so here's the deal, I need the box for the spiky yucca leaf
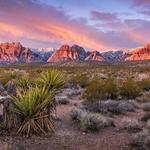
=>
[38,69,64,91]
[16,76,35,91]
[11,87,55,117]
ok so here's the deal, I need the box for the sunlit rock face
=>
[47,44,87,62]
[0,42,42,64]
[125,43,150,61]
[85,51,105,61]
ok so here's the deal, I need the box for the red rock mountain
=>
[125,43,150,61]
[0,42,42,63]
[85,51,105,61]
[47,44,87,62]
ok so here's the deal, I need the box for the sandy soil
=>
[0,92,131,150]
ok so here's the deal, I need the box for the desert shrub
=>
[80,113,113,131]
[141,113,150,122]
[71,73,89,88]
[57,96,69,105]
[129,131,150,150]
[70,107,83,121]
[138,79,150,91]
[11,87,55,137]
[142,103,150,112]
[103,78,118,99]
[0,76,13,86]
[81,113,102,131]
[82,78,118,102]
[10,72,17,79]
[119,118,142,133]
[119,78,141,99]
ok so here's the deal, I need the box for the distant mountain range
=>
[0,42,150,64]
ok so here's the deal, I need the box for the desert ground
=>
[0,63,150,150]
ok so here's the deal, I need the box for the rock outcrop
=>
[125,43,150,61]
[0,42,42,64]
[47,44,87,62]
[85,51,105,61]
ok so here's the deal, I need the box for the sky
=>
[0,0,150,51]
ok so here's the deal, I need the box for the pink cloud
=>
[0,0,149,50]
[131,0,150,5]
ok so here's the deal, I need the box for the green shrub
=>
[71,73,89,88]
[0,76,12,86]
[82,78,118,102]
[138,79,150,91]
[120,78,141,99]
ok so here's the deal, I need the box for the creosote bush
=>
[120,78,141,99]
[82,78,118,102]
[138,79,150,91]
[71,73,89,88]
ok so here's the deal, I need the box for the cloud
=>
[91,11,119,22]
[131,0,150,6]
[0,0,149,50]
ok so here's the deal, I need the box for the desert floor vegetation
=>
[0,63,150,149]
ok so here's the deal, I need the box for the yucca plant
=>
[11,86,55,137]
[16,76,35,91]
[37,69,64,91]
[4,68,64,137]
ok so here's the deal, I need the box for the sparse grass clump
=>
[120,78,141,99]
